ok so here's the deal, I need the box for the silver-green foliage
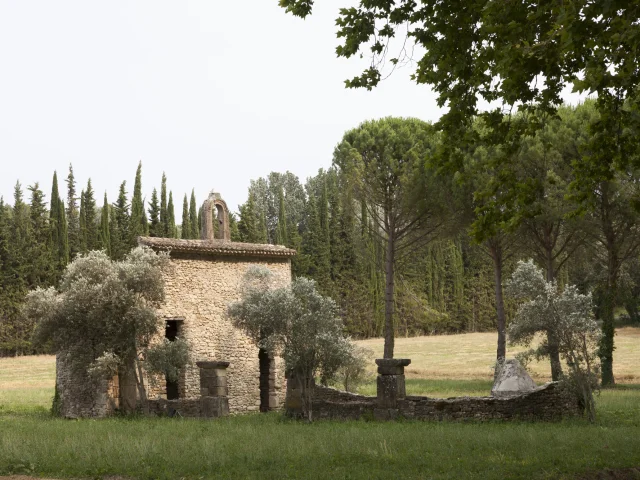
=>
[228,266,356,419]
[24,247,175,405]
[506,260,601,421]
[334,345,374,393]
[145,337,190,383]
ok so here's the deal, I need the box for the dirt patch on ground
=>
[0,477,130,480]
[577,467,640,479]
[0,477,59,480]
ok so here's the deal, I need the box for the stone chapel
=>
[56,191,295,418]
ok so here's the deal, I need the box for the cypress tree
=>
[314,180,332,292]
[189,190,199,239]
[302,193,330,290]
[100,192,111,257]
[78,189,87,254]
[167,191,176,238]
[142,207,149,235]
[111,181,130,260]
[229,212,242,241]
[0,197,13,355]
[259,212,268,244]
[27,183,52,289]
[327,171,341,285]
[49,171,60,246]
[160,173,168,237]
[49,172,69,279]
[319,176,330,243]
[275,186,288,246]
[57,198,68,262]
[148,188,160,237]
[0,197,10,311]
[238,191,260,243]
[108,204,119,260]
[287,212,303,276]
[10,184,29,296]
[66,165,80,259]
[5,183,30,354]
[181,194,190,239]
[83,180,99,251]
[130,161,146,245]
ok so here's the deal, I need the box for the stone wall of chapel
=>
[153,253,291,413]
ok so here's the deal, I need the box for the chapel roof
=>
[138,236,297,258]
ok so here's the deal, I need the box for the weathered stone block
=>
[373,408,400,421]
[377,374,406,408]
[201,396,229,418]
[197,361,231,370]
[375,358,411,375]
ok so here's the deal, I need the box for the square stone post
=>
[374,358,411,420]
[196,361,230,418]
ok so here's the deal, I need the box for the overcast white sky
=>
[0,1,583,213]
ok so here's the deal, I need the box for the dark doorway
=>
[259,348,275,412]
[165,320,181,400]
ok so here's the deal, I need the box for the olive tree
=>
[24,247,188,414]
[506,260,601,421]
[228,266,355,422]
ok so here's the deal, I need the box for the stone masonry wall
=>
[56,352,118,418]
[150,253,291,413]
[312,383,580,422]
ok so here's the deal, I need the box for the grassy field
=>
[358,327,640,384]
[0,356,55,416]
[0,330,639,480]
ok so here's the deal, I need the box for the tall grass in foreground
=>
[1,386,639,480]
[1,343,639,480]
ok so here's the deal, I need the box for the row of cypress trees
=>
[0,162,200,356]
[1,163,506,354]
[234,169,499,338]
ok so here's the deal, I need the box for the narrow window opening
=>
[215,204,225,240]
[165,320,181,400]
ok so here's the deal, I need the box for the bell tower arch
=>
[201,192,230,241]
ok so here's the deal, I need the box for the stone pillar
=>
[197,361,230,418]
[374,358,411,420]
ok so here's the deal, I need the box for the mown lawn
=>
[1,330,639,480]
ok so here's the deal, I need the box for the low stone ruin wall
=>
[397,382,580,421]
[311,383,580,422]
[311,385,377,420]
[148,398,201,417]
[56,353,119,418]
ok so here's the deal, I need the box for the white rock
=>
[491,359,537,398]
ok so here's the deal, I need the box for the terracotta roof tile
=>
[138,236,297,258]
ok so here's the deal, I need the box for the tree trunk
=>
[600,272,616,387]
[544,246,563,381]
[600,183,617,387]
[384,229,395,359]
[489,240,506,364]
[547,332,563,381]
[134,357,149,415]
[118,357,137,414]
